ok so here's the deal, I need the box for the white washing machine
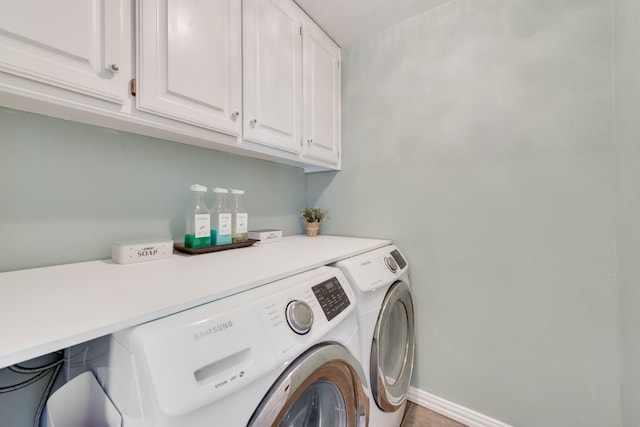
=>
[334,245,415,427]
[85,266,370,427]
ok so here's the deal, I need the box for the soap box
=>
[248,229,282,244]
[112,239,173,264]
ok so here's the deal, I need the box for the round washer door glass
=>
[248,344,369,427]
[371,280,415,412]
[280,380,346,427]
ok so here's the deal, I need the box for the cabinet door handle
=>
[249,118,257,127]
[109,64,120,73]
[231,111,240,121]
[307,138,313,146]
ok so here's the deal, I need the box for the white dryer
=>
[88,266,370,427]
[334,245,415,427]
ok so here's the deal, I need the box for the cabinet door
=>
[301,20,341,165]
[243,0,302,153]
[137,0,242,136]
[0,0,128,104]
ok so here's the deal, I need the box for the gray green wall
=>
[614,0,640,425]
[0,107,308,426]
[308,0,621,425]
[3,0,639,425]
[0,107,307,273]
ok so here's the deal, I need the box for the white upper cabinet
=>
[136,0,242,137]
[0,0,129,105]
[0,0,339,171]
[243,0,303,153]
[301,19,341,166]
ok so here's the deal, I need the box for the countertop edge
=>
[0,235,391,369]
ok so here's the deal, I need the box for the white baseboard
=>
[407,387,513,427]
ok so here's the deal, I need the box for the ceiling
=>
[293,0,451,46]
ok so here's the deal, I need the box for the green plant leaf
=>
[299,207,328,223]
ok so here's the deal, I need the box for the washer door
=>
[371,280,415,412]
[248,343,369,427]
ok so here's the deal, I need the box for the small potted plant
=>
[300,207,328,237]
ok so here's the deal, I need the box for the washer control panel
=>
[312,276,351,321]
[255,268,356,358]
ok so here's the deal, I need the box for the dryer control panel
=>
[390,249,407,269]
[334,245,409,293]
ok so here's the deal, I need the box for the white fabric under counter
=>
[0,235,390,369]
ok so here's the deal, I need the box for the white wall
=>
[614,0,640,425]
[308,0,621,425]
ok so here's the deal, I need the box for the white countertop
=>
[0,235,390,369]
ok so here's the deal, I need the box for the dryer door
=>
[248,343,369,427]
[371,280,415,412]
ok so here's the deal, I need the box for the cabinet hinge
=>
[299,26,302,36]
[130,78,137,97]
